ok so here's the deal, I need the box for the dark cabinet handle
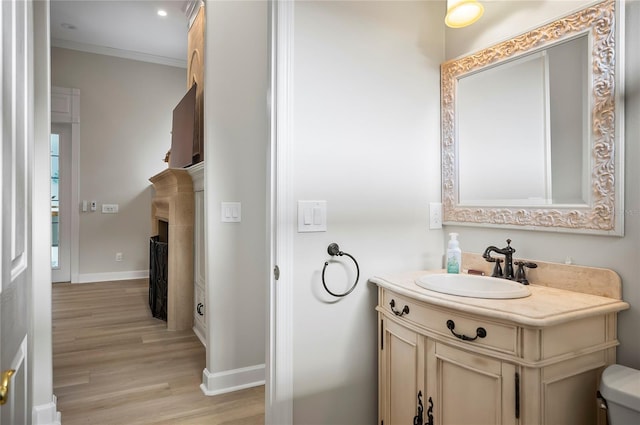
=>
[413,391,434,425]
[413,390,423,425]
[515,372,520,419]
[446,319,486,341]
[390,299,409,316]
[197,303,204,316]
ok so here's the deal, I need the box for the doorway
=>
[51,124,71,282]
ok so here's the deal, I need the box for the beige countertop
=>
[370,270,630,327]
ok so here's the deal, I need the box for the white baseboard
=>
[32,395,61,425]
[76,270,148,283]
[200,364,265,396]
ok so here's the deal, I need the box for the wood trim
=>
[50,39,187,69]
[77,270,148,284]
[51,86,80,283]
[187,161,205,191]
[266,1,295,423]
[32,395,61,425]
[33,0,56,414]
[201,365,266,396]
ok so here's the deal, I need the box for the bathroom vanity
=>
[372,258,629,425]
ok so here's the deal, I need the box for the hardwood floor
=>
[53,279,265,425]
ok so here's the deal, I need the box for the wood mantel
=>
[149,168,194,331]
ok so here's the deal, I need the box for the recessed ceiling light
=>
[61,22,77,30]
[157,9,167,17]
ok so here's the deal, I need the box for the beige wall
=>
[51,47,186,280]
[204,0,268,374]
[444,1,640,370]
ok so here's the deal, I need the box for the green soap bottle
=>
[446,233,461,274]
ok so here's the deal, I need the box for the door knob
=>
[0,369,15,405]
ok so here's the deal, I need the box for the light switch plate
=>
[221,202,241,222]
[298,200,327,232]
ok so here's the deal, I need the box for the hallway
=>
[52,279,264,424]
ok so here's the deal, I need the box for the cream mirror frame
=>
[441,0,624,235]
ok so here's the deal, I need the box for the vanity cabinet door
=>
[379,316,425,425]
[428,342,517,425]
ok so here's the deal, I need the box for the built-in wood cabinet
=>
[188,162,206,346]
[374,277,628,425]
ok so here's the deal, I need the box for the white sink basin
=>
[415,273,531,299]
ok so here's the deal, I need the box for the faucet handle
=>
[514,261,537,285]
[491,258,503,278]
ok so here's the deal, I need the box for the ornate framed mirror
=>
[441,0,624,235]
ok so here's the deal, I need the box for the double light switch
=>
[221,202,241,222]
[298,200,327,232]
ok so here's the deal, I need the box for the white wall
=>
[203,0,268,378]
[444,1,640,370]
[50,48,185,281]
[291,2,444,423]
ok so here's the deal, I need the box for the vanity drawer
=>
[381,289,518,355]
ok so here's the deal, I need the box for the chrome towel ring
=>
[321,243,360,297]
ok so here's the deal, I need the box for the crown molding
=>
[51,38,187,69]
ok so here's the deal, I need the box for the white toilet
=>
[600,364,640,425]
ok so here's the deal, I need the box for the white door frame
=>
[265,1,294,423]
[32,0,59,422]
[51,86,80,283]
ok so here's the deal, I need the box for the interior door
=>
[0,0,32,422]
[51,124,71,282]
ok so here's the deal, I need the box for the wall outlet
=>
[115,252,123,262]
[429,202,442,229]
[90,201,97,212]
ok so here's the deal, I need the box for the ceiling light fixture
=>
[445,0,484,28]
[157,9,168,17]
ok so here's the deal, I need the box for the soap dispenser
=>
[446,233,462,274]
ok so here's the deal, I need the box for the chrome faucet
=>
[482,239,516,280]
